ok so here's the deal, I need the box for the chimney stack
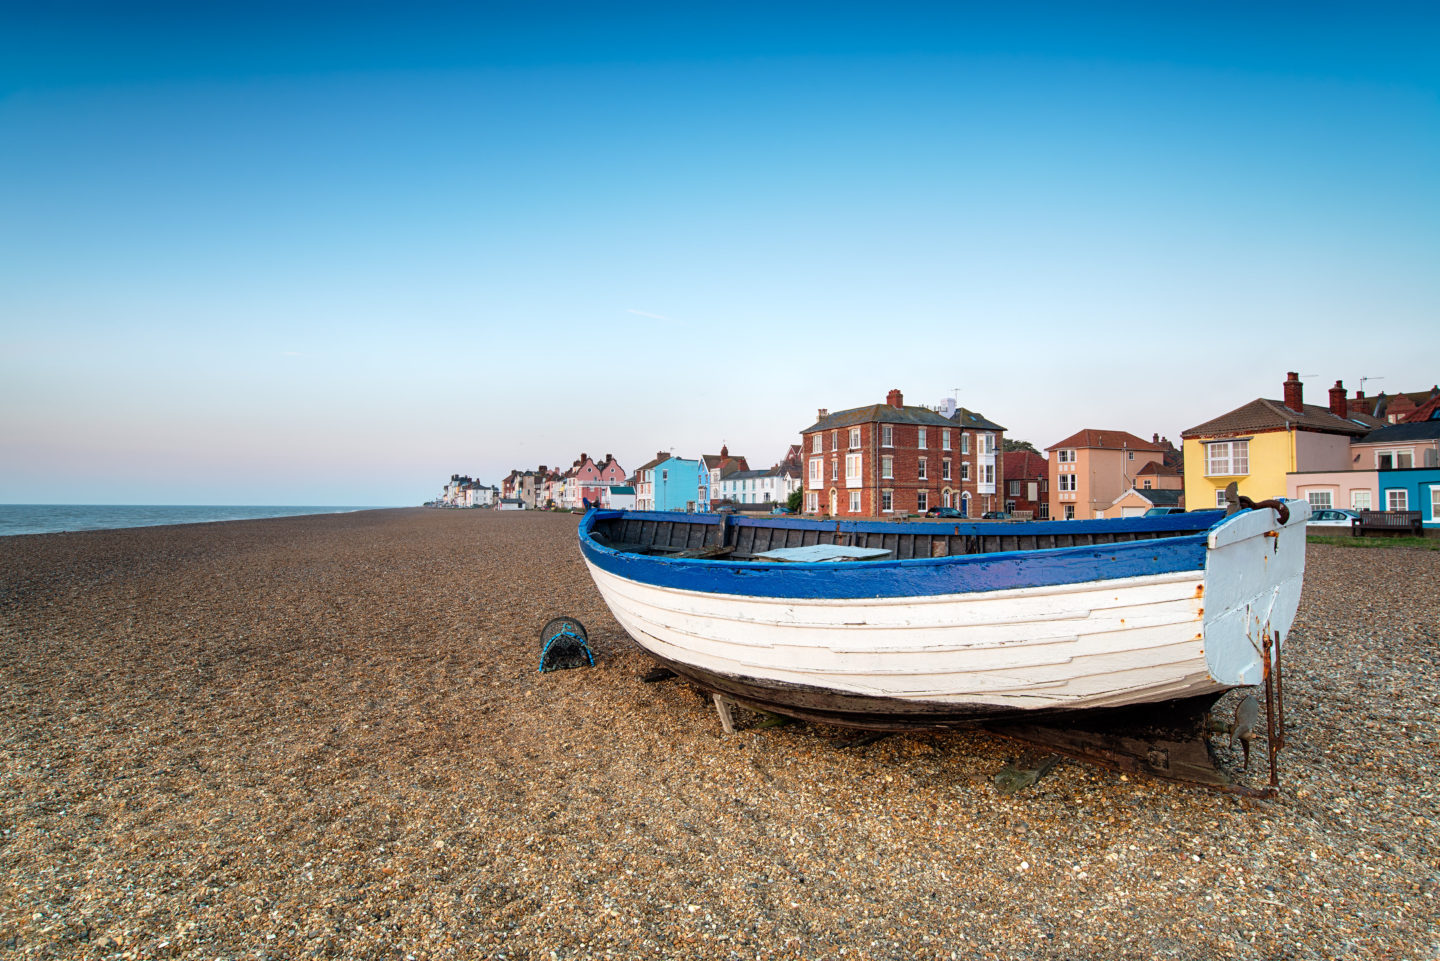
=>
[886,388,904,409]
[1329,380,1348,417]
[1283,372,1304,413]
[817,408,828,420]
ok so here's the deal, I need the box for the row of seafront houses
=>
[438,374,1440,529]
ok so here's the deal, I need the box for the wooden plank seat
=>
[1351,510,1423,536]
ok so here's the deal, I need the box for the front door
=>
[829,489,837,515]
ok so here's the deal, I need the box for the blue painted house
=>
[1377,468,1440,528]
[653,455,702,512]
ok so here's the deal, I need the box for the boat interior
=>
[587,510,1224,562]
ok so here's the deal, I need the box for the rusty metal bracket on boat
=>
[1224,481,1291,526]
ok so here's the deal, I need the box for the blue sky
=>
[3,3,1437,504]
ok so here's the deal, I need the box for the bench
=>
[1351,510,1423,537]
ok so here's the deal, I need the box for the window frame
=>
[1204,439,1250,477]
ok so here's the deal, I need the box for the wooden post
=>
[712,693,737,734]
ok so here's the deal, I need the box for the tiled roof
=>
[701,453,750,473]
[1000,450,1048,479]
[1180,399,1370,439]
[1136,488,1184,507]
[635,455,669,472]
[1046,429,1166,452]
[1402,393,1440,424]
[801,404,956,433]
[1357,420,1440,444]
[950,407,1006,432]
[1135,461,1181,476]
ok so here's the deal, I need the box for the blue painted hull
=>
[579,509,1225,599]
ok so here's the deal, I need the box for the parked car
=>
[925,506,963,518]
[1143,507,1186,517]
[1308,508,1360,528]
[980,511,1012,520]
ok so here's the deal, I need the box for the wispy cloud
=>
[626,308,671,322]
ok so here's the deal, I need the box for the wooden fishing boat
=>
[577,500,1308,790]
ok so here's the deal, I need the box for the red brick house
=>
[799,388,1001,517]
[1000,450,1049,519]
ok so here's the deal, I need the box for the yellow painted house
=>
[1180,373,1375,510]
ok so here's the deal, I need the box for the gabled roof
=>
[635,454,670,472]
[701,452,750,473]
[1114,487,1185,508]
[1000,450,1048,479]
[1135,461,1181,476]
[607,486,635,495]
[802,404,956,433]
[1047,429,1166,452]
[1180,399,1371,439]
[1357,420,1440,444]
[949,407,1006,432]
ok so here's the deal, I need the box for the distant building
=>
[1181,373,1371,511]
[1104,487,1184,519]
[698,446,749,509]
[1000,450,1048,520]
[652,455,701,511]
[800,388,997,517]
[602,485,636,510]
[715,466,799,507]
[1046,430,1169,521]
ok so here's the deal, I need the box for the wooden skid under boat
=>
[578,505,1310,729]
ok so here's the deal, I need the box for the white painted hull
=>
[588,564,1216,713]
[582,503,1309,723]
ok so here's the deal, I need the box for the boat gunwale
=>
[578,507,1232,576]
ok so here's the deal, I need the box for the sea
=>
[0,505,386,537]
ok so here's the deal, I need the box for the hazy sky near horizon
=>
[3,3,1438,505]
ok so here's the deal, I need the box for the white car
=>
[1307,508,1360,528]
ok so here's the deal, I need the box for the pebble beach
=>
[1,508,1436,960]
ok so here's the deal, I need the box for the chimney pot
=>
[1283,372,1304,413]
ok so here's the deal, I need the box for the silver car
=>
[1307,508,1360,528]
